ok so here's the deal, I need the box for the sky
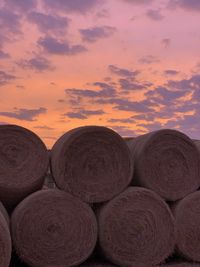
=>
[0,0,200,148]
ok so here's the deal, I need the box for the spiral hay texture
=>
[50,126,133,203]
[79,261,118,266]
[0,124,49,209]
[127,129,200,201]
[159,262,200,266]
[98,187,175,267]
[11,189,97,267]
[0,202,11,267]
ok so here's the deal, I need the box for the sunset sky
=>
[0,0,200,148]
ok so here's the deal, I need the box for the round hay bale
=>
[0,202,11,267]
[98,187,175,267]
[127,129,200,201]
[11,189,97,267]
[50,126,133,203]
[172,190,200,262]
[0,201,9,225]
[0,124,49,209]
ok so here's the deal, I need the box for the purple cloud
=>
[146,9,164,21]
[107,125,137,137]
[5,0,37,12]
[167,74,200,91]
[34,125,55,130]
[0,107,47,121]
[137,121,163,132]
[113,98,155,113]
[0,50,10,59]
[161,38,171,48]
[108,118,135,123]
[133,113,156,121]
[138,55,160,64]
[95,9,110,19]
[17,56,54,72]
[0,70,16,86]
[145,86,187,105]
[108,65,139,78]
[164,70,179,76]
[38,36,87,55]
[65,83,116,99]
[168,0,200,11]
[119,79,146,91]
[79,26,116,42]
[65,109,105,119]
[0,8,21,35]
[65,112,86,119]
[121,0,154,5]
[165,114,200,139]
[42,0,101,13]
[28,12,70,36]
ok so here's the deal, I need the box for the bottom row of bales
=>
[1,186,200,266]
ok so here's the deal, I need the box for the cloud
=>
[107,125,137,137]
[16,55,54,72]
[64,112,86,119]
[165,114,200,138]
[0,8,21,36]
[33,125,55,130]
[79,26,116,42]
[0,50,10,59]
[146,9,164,21]
[145,86,187,105]
[65,83,116,99]
[108,65,139,78]
[4,0,37,12]
[38,36,87,55]
[65,109,105,119]
[167,74,200,91]
[161,38,171,48]
[133,113,156,121]
[168,0,200,11]
[119,78,146,91]
[42,0,101,13]
[138,55,160,64]
[95,9,110,19]
[28,12,70,36]
[112,98,156,113]
[121,0,154,5]
[164,70,179,76]
[108,118,135,123]
[0,107,47,121]
[0,70,16,86]
[137,121,163,132]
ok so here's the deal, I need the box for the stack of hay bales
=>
[1,124,200,266]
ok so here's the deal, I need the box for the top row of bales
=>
[0,124,200,211]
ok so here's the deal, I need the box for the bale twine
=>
[98,187,175,267]
[0,202,11,267]
[50,126,133,203]
[0,124,49,209]
[127,129,200,201]
[11,189,97,267]
[172,190,200,262]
